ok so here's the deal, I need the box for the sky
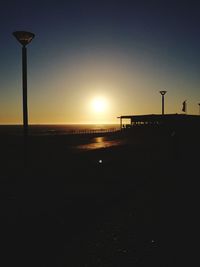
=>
[1,0,200,124]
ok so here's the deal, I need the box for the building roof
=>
[118,114,200,126]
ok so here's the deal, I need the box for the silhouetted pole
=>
[22,45,28,135]
[13,31,35,166]
[13,31,35,136]
[159,91,167,115]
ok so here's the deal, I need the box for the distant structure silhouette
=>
[182,100,187,114]
[198,103,200,115]
[118,114,200,130]
[159,90,167,115]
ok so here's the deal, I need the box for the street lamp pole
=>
[13,31,35,136]
[13,31,35,166]
[22,45,28,135]
[159,90,167,115]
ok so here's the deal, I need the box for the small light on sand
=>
[99,159,102,164]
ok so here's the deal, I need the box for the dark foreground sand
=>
[0,126,200,266]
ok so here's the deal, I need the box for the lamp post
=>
[13,31,35,136]
[13,31,35,167]
[159,90,167,115]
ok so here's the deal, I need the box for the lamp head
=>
[159,90,167,96]
[13,31,35,46]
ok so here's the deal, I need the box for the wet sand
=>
[0,127,199,266]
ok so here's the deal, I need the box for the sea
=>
[0,124,120,136]
[0,124,122,151]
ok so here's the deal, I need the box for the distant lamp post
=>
[159,90,167,115]
[198,103,200,115]
[13,31,35,135]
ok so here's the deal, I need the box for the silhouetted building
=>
[118,114,200,130]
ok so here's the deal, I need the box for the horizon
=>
[0,122,120,126]
[0,112,199,126]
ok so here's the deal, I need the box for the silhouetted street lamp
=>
[13,31,35,136]
[159,90,167,115]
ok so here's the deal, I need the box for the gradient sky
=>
[1,0,200,124]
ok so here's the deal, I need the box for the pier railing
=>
[3,126,120,136]
[65,128,120,135]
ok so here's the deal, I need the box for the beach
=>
[1,126,200,266]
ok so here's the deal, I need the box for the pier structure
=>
[118,114,200,130]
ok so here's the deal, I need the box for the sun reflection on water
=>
[77,136,124,150]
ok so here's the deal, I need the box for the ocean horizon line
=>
[0,123,119,126]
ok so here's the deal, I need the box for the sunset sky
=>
[1,0,200,124]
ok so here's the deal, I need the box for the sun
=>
[91,97,107,113]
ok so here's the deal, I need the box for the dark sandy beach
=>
[0,126,199,266]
